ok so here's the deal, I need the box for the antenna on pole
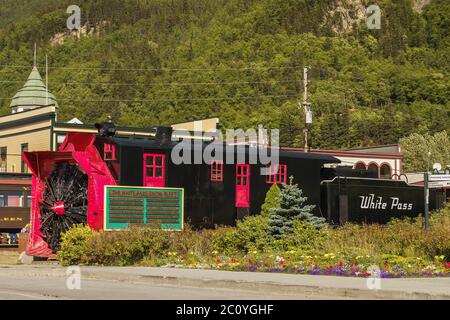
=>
[45,54,48,105]
[302,67,312,152]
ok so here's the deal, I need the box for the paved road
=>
[0,268,333,300]
[1,265,448,300]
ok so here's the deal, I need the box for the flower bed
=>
[152,251,450,278]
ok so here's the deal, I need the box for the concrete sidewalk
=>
[2,265,449,299]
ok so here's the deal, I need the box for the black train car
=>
[97,130,340,227]
[321,176,446,225]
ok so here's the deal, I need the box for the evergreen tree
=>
[260,183,281,217]
[269,176,325,239]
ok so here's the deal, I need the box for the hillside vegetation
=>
[0,0,448,149]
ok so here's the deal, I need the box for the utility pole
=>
[424,151,431,229]
[33,43,37,66]
[45,54,49,106]
[301,67,312,152]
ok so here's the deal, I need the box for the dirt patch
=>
[0,251,20,265]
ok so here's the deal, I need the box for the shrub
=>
[260,183,281,217]
[58,224,93,266]
[83,227,171,266]
[214,215,273,255]
[281,220,330,251]
[269,176,323,239]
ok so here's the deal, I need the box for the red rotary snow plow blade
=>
[22,133,116,257]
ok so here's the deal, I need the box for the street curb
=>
[81,270,450,300]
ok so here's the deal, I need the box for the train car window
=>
[210,160,223,182]
[266,164,287,184]
[104,143,115,161]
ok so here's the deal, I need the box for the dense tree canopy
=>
[0,0,448,149]
[400,131,450,172]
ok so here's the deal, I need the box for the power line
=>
[0,79,301,87]
[0,94,298,103]
[0,64,304,72]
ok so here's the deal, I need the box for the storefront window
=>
[368,163,379,178]
[21,143,28,173]
[380,164,391,179]
[0,147,6,172]
[0,191,25,207]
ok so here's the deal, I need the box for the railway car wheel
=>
[39,162,88,252]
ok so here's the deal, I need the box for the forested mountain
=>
[0,0,448,149]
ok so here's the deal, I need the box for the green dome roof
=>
[10,66,58,109]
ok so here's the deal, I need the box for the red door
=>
[235,164,250,207]
[143,153,165,187]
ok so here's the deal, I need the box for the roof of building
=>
[111,137,341,163]
[10,66,58,109]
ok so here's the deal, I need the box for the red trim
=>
[143,153,165,187]
[266,164,287,184]
[235,164,250,208]
[210,160,223,182]
[103,143,115,161]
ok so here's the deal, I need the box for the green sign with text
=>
[104,186,184,231]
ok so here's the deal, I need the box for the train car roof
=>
[109,137,341,164]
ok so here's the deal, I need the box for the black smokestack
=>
[155,126,173,145]
[95,116,116,137]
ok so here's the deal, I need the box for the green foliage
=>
[57,224,93,266]
[0,0,448,150]
[400,131,450,172]
[321,204,450,260]
[269,176,323,239]
[213,215,273,255]
[260,183,281,217]
[280,219,330,251]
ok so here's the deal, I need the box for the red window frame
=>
[210,160,223,182]
[266,164,287,184]
[104,143,115,161]
[144,154,165,178]
[236,164,250,186]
